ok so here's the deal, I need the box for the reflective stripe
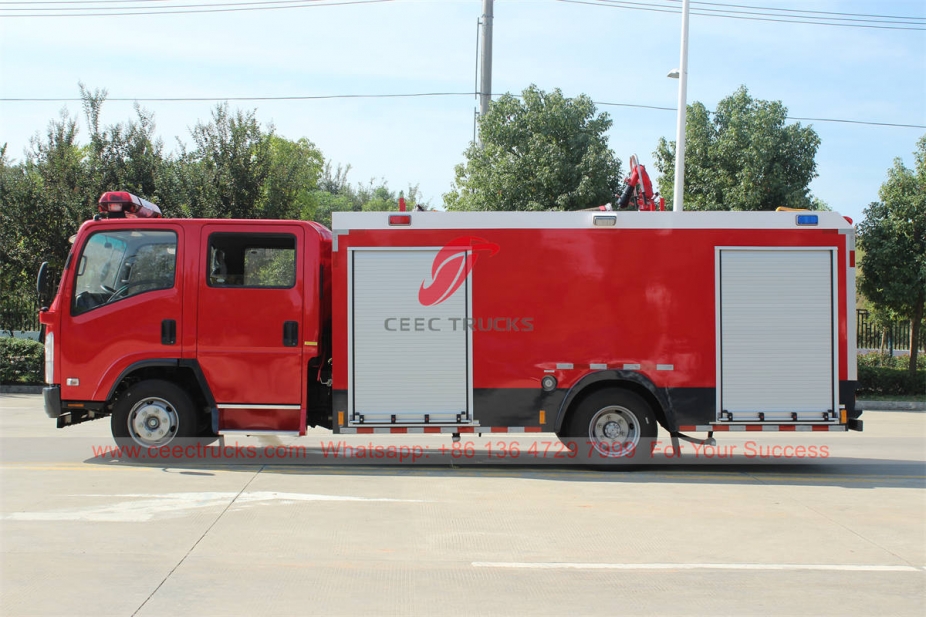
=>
[679,424,846,432]
[339,426,543,435]
[217,404,301,410]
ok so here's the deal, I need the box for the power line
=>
[0,0,389,16]
[600,0,926,24]
[4,0,924,22]
[672,0,925,22]
[565,0,926,29]
[677,5,922,26]
[557,0,926,31]
[1,91,923,129]
[596,101,926,129]
[0,0,172,4]
[0,92,473,102]
[595,101,677,112]
[1,0,347,9]
[3,0,923,27]
[785,116,926,129]
[592,0,926,28]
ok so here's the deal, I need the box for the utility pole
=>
[478,0,494,145]
[672,0,691,212]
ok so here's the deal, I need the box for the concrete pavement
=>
[1,393,924,616]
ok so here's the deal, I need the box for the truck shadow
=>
[81,453,926,490]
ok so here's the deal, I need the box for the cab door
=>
[196,225,305,411]
[60,225,183,402]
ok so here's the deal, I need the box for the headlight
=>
[44,332,54,384]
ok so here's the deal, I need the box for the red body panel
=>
[332,225,850,394]
[218,408,301,432]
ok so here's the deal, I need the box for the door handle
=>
[161,319,177,345]
[283,321,298,347]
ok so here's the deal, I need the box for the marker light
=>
[593,215,617,227]
[796,214,819,226]
[388,215,412,226]
[44,332,54,384]
[98,191,163,219]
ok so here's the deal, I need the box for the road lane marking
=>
[2,491,428,522]
[472,562,922,572]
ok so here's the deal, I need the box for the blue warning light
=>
[796,214,819,226]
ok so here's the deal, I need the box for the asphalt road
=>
[1,393,924,616]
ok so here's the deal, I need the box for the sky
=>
[1,0,924,225]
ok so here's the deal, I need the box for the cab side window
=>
[72,230,177,315]
[207,233,296,288]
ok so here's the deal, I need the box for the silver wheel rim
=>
[588,405,640,458]
[127,396,179,447]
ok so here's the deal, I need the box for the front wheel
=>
[111,380,198,448]
[564,389,658,459]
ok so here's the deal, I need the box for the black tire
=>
[563,388,658,460]
[111,379,198,448]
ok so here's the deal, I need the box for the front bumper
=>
[43,385,62,419]
[45,388,107,427]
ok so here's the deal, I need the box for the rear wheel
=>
[112,379,198,448]
[564,388,658,459]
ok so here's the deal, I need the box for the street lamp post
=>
[672,0,691,212]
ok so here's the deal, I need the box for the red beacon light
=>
[97,191,163,219]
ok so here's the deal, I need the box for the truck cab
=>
[39,194,332,447]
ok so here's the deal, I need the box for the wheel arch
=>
[554,370,676,434]
[106,360,216,427]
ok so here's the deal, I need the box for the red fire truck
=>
[37,192,862,458]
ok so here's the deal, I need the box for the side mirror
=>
[36,262,53,310]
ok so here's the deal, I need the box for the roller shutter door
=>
[719,249,836,422]
[350,249,470,424]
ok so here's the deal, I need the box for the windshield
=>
[72,230,177,315]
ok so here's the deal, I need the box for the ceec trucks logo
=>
[418,236,500,306]
[385,236,532,333]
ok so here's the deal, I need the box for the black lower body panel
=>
[332,383,852,433]
[331,388,565,432]
[331,387,715,432]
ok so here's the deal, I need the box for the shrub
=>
[0,337,44,385]
[857,365,926,397]
[857,352,926,370]
[895,354,926,371]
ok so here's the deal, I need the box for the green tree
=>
[80,85,169,212]
[0,113,90,330]
[444,85,622,211]
[260,136,324,220]
[1,112,90,273]
[305,190,355,229]
[857,135,926,376]
[356,181,423,212]
[184,104,272,219]
[0,88,431,334]
[304,162,426,226]
[654,86,821,211]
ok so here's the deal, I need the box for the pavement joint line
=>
[129,464,266,617]
[470,562,925,572]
